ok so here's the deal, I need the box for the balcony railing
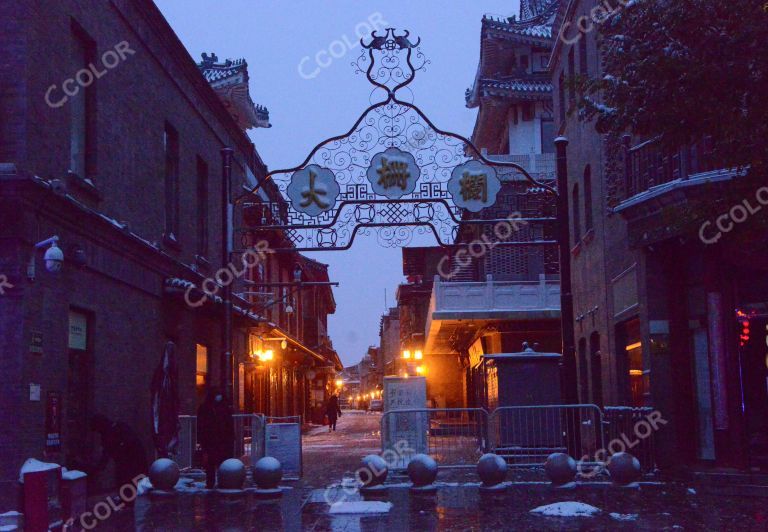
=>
[624,136,721,199]
[430,274,561,315]
[483,152,556,178]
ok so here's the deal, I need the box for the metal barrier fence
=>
[488,405,604,468]
[603,406,656,472]
[381,408,488,469]
[381,405,658,472]
[177,415,197,470]
[233,413,266,467]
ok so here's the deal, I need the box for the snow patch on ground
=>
[62,469,87,480]
[329,501,392,514]
[530,501,601,517]
[610,512,639,521]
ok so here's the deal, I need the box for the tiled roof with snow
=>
[483,15,554,40]
[474,77,553,100]
[482,0,559,42]
[199,54,248,83]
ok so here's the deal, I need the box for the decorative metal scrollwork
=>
[234,29,557,252]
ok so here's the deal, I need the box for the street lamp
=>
[402,350,411,359]
[414,350,423,360]
[335,379,343,387]
[416,365,426,375]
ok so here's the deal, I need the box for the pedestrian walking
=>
[196,387,234,489]
[326,393,342,432]
[89,413,148,490]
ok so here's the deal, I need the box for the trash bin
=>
[61,470,87,526]
[20,459,63,532]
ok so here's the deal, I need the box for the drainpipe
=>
[221,147,234,403]
[555,137,578,404]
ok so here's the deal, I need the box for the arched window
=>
[584,165,593,232]
[572,183,581,244]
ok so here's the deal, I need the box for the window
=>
[541,120,555,153]
[196,156,209,257]
[583,165,593,231]
[196,344,208,387]
[572,183,581,244]
[617,318,648,407]
[163,123,180,241]
[579,33,588,75]
[521,103,534,122]
[70,21,97,179]
[567,47,576,104]
[520,55,529,72]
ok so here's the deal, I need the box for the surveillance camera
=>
[44,242,64,273]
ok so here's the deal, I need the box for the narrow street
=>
[301,410,382,489]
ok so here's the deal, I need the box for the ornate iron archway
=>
[235,28,557,252]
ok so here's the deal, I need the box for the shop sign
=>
[286,164,340,217]
[29,330,43,355]
[366,147,419,199]
[448,160,501,212]
[68,311,88,350]
[46,392,62,452]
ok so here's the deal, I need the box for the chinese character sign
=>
[366,147,419,199]
[287,165,340,217]
[448,160,501,212]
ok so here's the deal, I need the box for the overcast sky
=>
[156,0,520,367]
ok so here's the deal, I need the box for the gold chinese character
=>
[376,157,410,190]
[460,172,488,202]
[300,170,329,209]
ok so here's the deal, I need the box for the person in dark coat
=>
[90,414,148,489]
[326,394,342,432]
[196,387,234,489]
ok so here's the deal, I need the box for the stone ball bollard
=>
[407,454,438,491]
[477,453,507,488]
[148,458,179,491]
[217,458,246,490]
[544,453,577,486]
[253,456,283,490]
[607,452,641,486]
[359,454,388,488]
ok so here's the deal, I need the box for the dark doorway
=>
[739,316,768,469]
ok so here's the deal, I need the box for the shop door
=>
[739,316,768,468]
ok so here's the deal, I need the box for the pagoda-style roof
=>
[466,1,560,109]
[470,76,552,102]
[197,53,271,130]
[520,0,557,21]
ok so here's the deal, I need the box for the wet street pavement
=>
[101,410,768,530]
[301,410,383,489]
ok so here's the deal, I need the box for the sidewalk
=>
[105,477,768,531]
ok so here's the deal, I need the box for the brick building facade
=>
[551,0,768,470]
[0,0,339,506]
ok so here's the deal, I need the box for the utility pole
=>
[555,137,578,404]
[221,147,234,403]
